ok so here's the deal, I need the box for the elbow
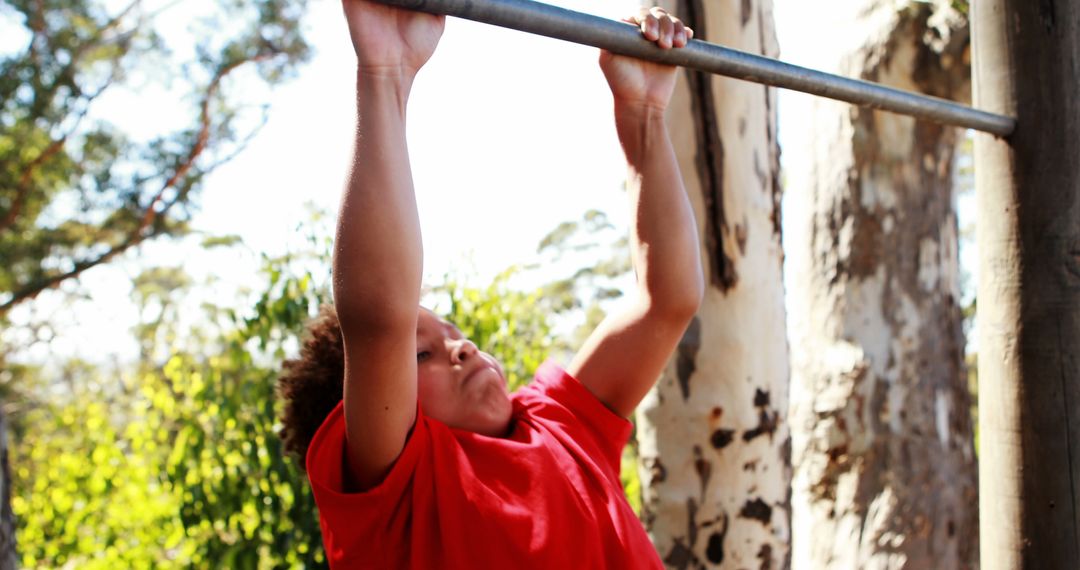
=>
[688,274,706,315]
[672,255,707,319]
[646,272,704,325]
[675,277,705,320]
[634,236,704,323]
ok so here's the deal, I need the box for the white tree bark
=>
[786,2,978,569]
[635,1,790,568]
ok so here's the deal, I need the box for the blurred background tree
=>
[0,0,311,313]
[1,0,311,565]
[11,230,335,568]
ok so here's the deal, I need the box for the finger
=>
[639,9,659,41]
[654,10,675,48]
[672,19,688,47]
[648,7,674,48]
[685,26,695,40]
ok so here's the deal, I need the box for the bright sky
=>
[9,0,965,364]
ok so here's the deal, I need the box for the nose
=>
[449,338,478,364]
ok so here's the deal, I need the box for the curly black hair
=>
[277,304,345,469]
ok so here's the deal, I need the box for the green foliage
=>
[532,209,631,352]
[0,0,311,313]
[620,444,642,515]
[13,371,193,569]
[149,245,332,568]
[13,241,332,568]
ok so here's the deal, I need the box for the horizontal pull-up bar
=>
[375,0,1016,137]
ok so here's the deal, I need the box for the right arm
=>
[333,0,444,490]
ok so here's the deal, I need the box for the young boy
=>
[278,1,703,567]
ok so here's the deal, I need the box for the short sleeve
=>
[521,361,633,472]
[305,401,428,532]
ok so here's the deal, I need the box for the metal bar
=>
[377,0,1016,136]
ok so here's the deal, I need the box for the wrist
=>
[613,97,668,119]
[356,68,414,112]
[357,64,416,86]
[613,102,668,161]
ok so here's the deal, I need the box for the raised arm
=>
[334,0,444,490]
[568,7,704,418]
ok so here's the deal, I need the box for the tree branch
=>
[0,51,281,315]
[22,0,139,135]
[0,228,152,314]
[0,79,113,234]
[136,53,273,232]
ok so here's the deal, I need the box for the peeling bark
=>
[787,2,978,569]
[637,1,790,568]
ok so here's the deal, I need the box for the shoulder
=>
[307,400,430,502]
[515,361,633,460]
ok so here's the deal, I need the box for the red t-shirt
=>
[306,361,663,569]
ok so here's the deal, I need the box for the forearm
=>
[615,103,704,315]
[333,72,423,326]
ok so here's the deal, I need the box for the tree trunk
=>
[972,0,1080,567]
[635,1,791,568]
[786,2,978,568]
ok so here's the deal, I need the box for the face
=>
[415,308,513,437]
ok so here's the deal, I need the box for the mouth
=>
[462,360,500,389]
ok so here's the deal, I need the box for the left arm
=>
[568,8,704,418]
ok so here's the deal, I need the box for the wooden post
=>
[973,1,1080,568]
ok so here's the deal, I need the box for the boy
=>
[278,1,703,567]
